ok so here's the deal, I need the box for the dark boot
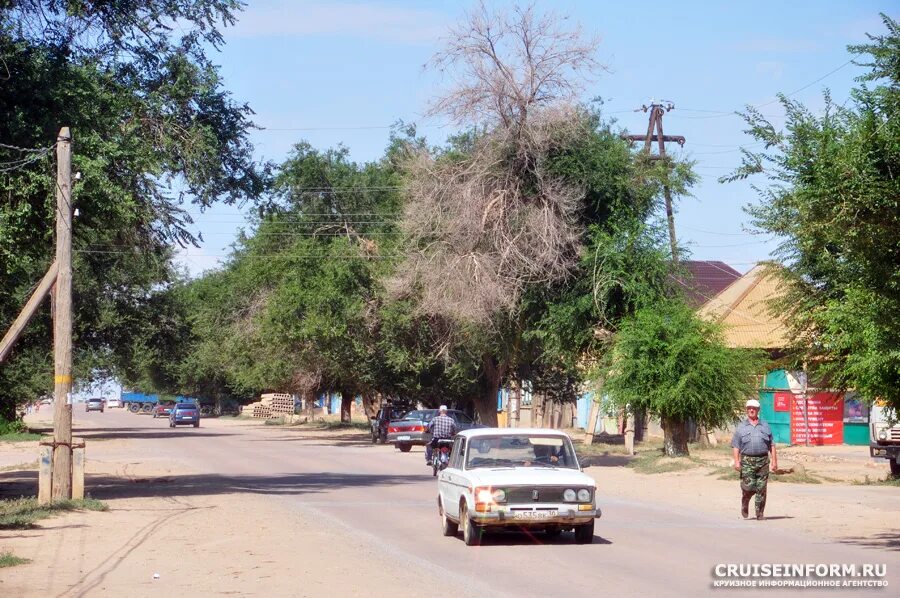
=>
[741,491,752,519]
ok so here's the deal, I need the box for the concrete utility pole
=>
[51,127,74,500]
[623,102,686,264]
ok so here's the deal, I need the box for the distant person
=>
[731,399,778,520]
[425,405,457,466]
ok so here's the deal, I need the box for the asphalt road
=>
[74,408,899,597]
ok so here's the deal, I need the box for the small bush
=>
[0,551,30,568]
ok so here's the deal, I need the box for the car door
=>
[439,436,467,520]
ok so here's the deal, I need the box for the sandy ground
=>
[1,412,897,597]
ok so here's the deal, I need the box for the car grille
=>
[506,486,572,503]
[889,428,900,441]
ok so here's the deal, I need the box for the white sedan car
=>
[437,428,601,546]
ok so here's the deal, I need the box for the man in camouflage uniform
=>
[731,399,778,520]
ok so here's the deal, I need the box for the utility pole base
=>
[38,435,85,504]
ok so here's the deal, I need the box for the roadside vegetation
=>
[0,1,896,445]
[0,551,30,568]
[0,420,41,442]
[0,498,108,530]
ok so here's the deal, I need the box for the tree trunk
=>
[340,392,353,423]
[662,416,690,456]
[474,353,505,427]
[361,392,378,419]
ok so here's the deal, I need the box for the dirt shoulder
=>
[575,436,898,549]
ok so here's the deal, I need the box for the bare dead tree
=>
[426,2,604,129]
[392,3,605,424]
[393,3,604,323]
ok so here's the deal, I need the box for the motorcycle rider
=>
[426,405,458,466]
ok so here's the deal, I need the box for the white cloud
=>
[229,2,447,44]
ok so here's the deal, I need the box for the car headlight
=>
[474,487,506,503]
[563,489,577,502]
[879,429,888,441]
[577,488,592,502]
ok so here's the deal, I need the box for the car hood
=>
[465,467,596,488]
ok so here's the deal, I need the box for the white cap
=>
[745,399,761,408]
[439,404,448,411]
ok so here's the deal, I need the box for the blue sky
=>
[174,0,898,276]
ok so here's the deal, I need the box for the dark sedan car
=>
[153,402,174,418]
[386,409,479,452]
[169,402,200,428]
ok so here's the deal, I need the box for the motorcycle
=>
[431,438,454,477]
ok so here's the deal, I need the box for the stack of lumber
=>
[260,393,294,415]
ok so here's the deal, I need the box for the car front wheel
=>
[460,503,483,546]
[441,502,458,537]
[890,458,900,477]
[574,520,594,544]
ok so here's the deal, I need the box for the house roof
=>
[697,264,790,349]
[678,260,742,308]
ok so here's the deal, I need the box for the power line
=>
[674,59,856,121]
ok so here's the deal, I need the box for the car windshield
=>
[402,410,436,422]
[88,399,102,404]
[465,434,579,470]
[175,404,196,409]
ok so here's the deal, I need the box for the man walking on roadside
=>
[732,399,778,520]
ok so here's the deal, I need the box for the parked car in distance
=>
[106,397,121,408]
[436,428,601,546]
[153,402,175,418]
[387,409,480,452]
[169,402,200,428]
[85,398,105,413]
[370,405,409,444]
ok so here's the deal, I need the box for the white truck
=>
[870,403,900,476]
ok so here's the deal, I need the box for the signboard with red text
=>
[790,392,844,445]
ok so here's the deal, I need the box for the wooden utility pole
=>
[51,127,73,500]
[624,102,686,263]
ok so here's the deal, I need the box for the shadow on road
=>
[463,529,613,547]
[246,433,374,447]
[0,470,424,501]
[579,453,632,467]
[23,425,235,441]
[839,532,900,552]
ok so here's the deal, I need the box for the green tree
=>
[725,14,900,411]
[0,2,263,420]
[602,301,764,456]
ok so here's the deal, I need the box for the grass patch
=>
[709,463,824,484]
[0,497,108,530]
[0,431,42,442]
[853,474,900,487]
[0,551,30,568]
[627,449,698,474]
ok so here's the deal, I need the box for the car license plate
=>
[513,510,558,520]
[397,435,410,441]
